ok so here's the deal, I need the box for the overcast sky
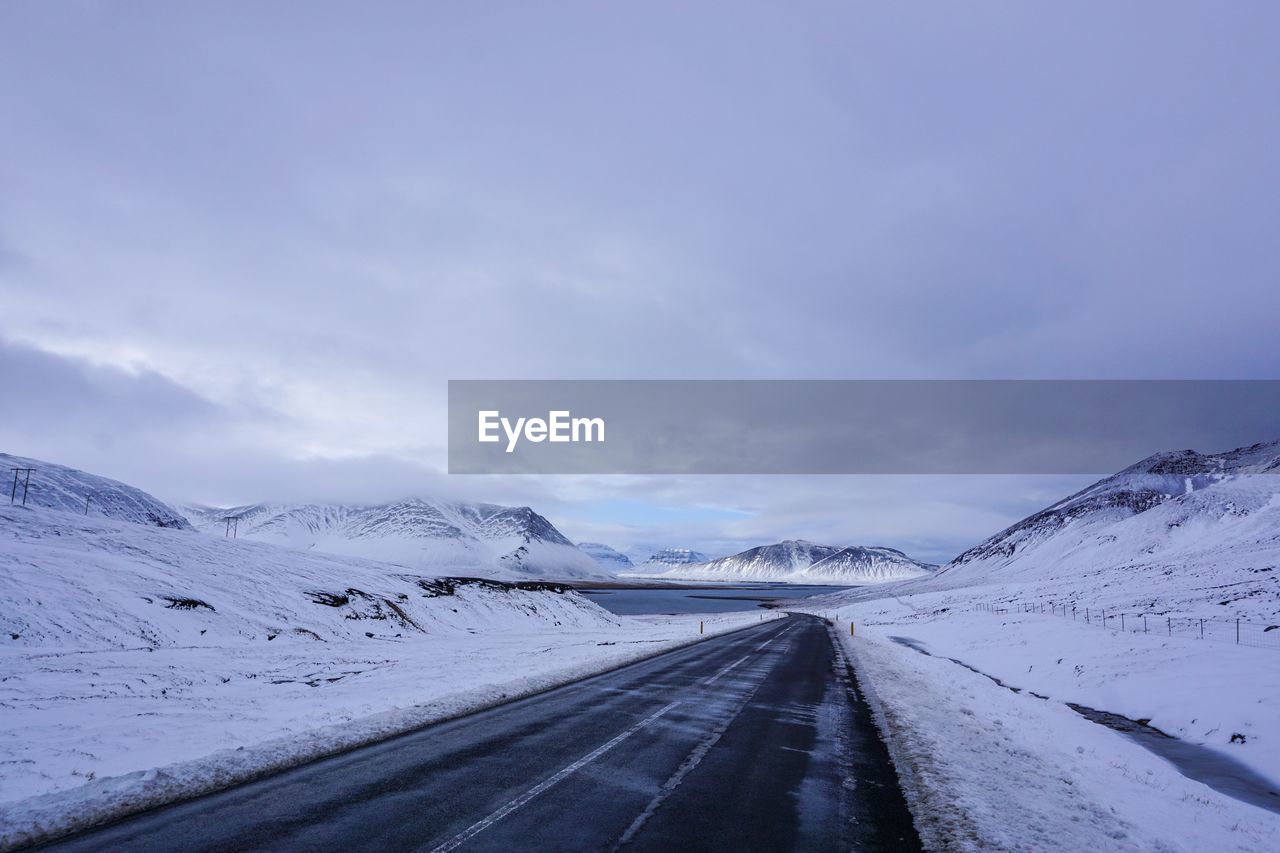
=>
[2,2,1278,562]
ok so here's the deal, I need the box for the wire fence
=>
[974,601,1280,651]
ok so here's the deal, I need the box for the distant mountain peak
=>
[643,547,709,566]
[577,542,634,569]
[625,539,931,585]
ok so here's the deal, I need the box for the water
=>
[577,584,848,615]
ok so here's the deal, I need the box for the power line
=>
[9,468,34,506]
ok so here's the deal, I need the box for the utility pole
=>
[10,468,34,506]
[223,515,242,538]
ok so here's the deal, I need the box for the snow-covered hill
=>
[0,452,190,529]
[823,439,1280,619]
[181,500,608,581]
[950,440,1280,571]
[577,542,633,570]
[626,539,934,584]
[1,503,618,652]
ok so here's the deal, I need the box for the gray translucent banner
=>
[447,380,1280,474]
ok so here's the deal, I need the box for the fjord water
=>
[578,584,848,615]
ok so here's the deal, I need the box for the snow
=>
[181,498,611,581]
[0,453,189,530]
[930,441,1280,619]
[577,541,634,569]
[625,539,933,585]
[6,440,1279,849]
[636,547,708,566]
[783,439,1280,851]
[0,502,781,847]
[832,616,1280,851]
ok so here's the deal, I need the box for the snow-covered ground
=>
[0,502,780,848]
[827,610,1280,851]
[786,441,1280,850]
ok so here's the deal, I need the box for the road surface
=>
[42,614,920,852]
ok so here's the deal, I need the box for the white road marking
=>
[613,668,770,849]
[702,654,751,686]
[757,624,795,649]
[427,701,680,853]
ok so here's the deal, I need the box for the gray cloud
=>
[1,2,1276,560]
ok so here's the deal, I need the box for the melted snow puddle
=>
[888,635,1280,815]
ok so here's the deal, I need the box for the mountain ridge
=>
[180,499,609,581]
[577,542,634,570]
[810,438,1280,620]
[0,452,191,530]
[949,439,1280,570]
[625,538,934,584]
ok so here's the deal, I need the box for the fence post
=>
[1168,617,1171,636]
[1102,610,1106,629]
[1121,613,1125,632]
[1086,608,1090,624]
[1144,616,1147,634]
[1200,619,1204,639]
[1237,619,1240,645]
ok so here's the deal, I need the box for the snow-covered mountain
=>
[626,539,934,584]
[685,540,843,578]
[949,440,1280,570]
[180,500,609,581]
[639,548,709,567]
[0,504,618,651]
[0,452,190,529]
[806,546,938,583]
[577,542,633,570]
[839,439,1280,619]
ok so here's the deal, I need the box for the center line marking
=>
[757,624,794,649]
[428,701,680,853]
[702,654,751,686]
[613,657,776,849]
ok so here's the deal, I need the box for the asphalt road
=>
[42,614,921,852]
